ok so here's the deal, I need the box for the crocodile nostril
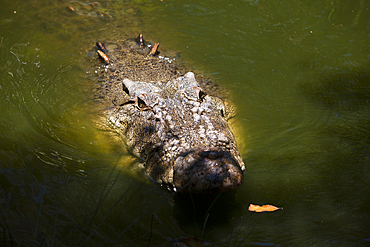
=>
[198,150,224,160]
[208,150,223,160]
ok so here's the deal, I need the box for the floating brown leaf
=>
[248,204,283,212]
[97,50,109,63]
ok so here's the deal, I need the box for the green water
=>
[1,0,369,246]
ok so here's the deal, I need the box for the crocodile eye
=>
[193,87,207,102]
[137,94,151,110]
[199,90,207,102]
[138,97,147,109]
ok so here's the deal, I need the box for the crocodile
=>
[94,35,245,193]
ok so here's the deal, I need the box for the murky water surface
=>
[1,0,369,246]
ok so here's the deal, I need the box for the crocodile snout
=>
[173,148,244,193]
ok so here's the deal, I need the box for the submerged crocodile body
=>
[94,36,245,193]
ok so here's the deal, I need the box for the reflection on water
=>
[1,0,370,246]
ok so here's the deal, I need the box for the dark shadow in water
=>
[300,66,370,110]
[297,65,370,244]
[173,191,243,240]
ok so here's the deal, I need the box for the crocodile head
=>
[108,72,245,193]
